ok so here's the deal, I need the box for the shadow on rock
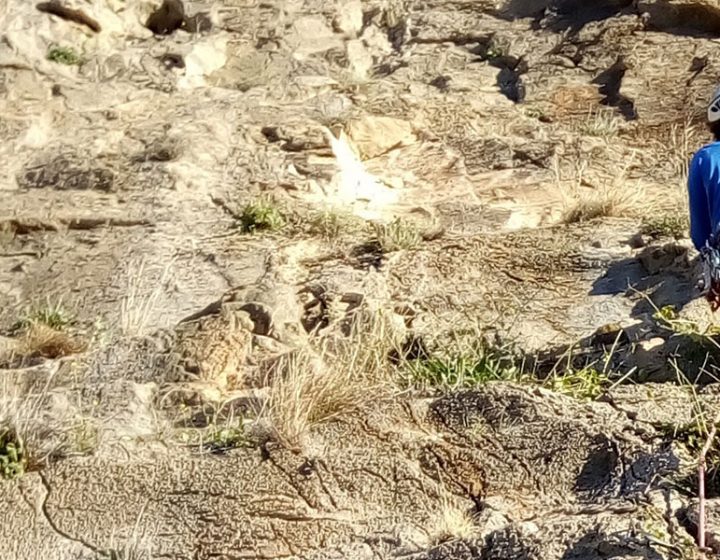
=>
[560,529,665,560]
[592,57,637,121]
[499,0,635,33]
[574,434,618,498]
[589,242,699,320]
[529,242,720,383]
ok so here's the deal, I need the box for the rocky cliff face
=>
[2,0,720,558]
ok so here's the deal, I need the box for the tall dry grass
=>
[108,503,154,560]
[263,309,400,449]
[555,152,660,223]
[666,118,696,217]
[0,370,70,476]
[430,502,477,544]
[120,257,175,336]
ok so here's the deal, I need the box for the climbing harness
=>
[701,230,720,310]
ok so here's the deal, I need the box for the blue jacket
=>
[689,141,720,252]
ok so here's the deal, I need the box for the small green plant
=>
[665,422,714,456]
[0,428,25,480]
[479,40,505,61]
[546,367,608,399]
[405,339,520,389]
[308,210,364,240]
[16,301,73,331]
[239,198,285,233]
[372,218,422,252]
[203,426,247,453]
[641,215,689,239]
[653,305,720,338]
[659,418,720,494]
[47,46,81,65]
[71,418,100,455]
[523,106,547,121]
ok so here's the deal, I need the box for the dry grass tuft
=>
[561,184,650,223]
[263,309,398,449]
[555,154,658,223]
[16,322,86,360]
[120,257,175,336]
[664,119,694,218]
[307,209,365,240]
[429,496,477,544]
[372,218,422,252]
[107,503,154,559]
[579,108,619,139]
[0,374,89,478]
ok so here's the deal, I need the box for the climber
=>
[688,86,720,310]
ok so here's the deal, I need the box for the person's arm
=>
[689,151,712,253]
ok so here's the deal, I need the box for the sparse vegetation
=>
[404,338,521,390]
[15,300,73,332]
[203,425,247,453]
[664,421,718,462]
[0,428,25,480]
[120,258,175,336]
[4,0,719,554]
[15,322,85,360]
[7,301,84,361]
[307,209,365,240]
[579,109,619,139]
[403,331,612,399]
[561,181,649,223]
[545,366,609,400]
[641,215,689,239]
[654,305,720,339]
[372,218,422,252]
[47,46,81,65]
[239,197,285,233]
[430,502,477,544]
[0,382,83,478]
[556,153,656,224]
[659,407,720,501]
[264,309,396,449]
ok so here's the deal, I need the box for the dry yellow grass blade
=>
[555,152,662,223]
[430,503,477,544]
[263,309,399,449]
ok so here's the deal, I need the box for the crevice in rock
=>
[592,56,637,121]
[350,241,384,271]
[409,33,495,47]
[265,451,324,512]
[37,472,103,555]
[387,17,408,52]
[1,217,153,235]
